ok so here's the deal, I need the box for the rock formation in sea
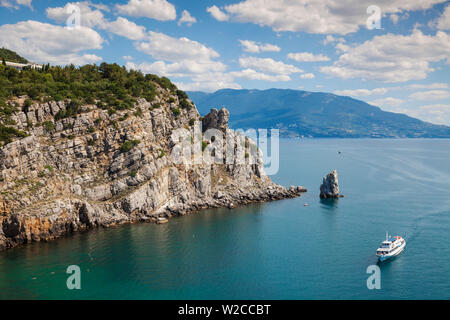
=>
[319,170,342,198]
[0,84,306,251]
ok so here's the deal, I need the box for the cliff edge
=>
[0,73,305,251]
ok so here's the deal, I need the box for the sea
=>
[1,139,450,299]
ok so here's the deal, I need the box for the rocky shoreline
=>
[1,180,306,251]
[0,83,306,251]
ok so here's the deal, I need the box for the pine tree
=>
[1,58,5,66]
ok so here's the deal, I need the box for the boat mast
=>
[386,231,388,241]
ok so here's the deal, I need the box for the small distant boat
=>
[376,232,406,262]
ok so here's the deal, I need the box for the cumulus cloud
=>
[47,2,147,40]
[116,0,176,21]
[321,30,450,82]
[323,35,345,46]
[174,75,241,92]
[287,52,330,62]
[239,56,303,75]
[230,69,291,82]
[129,31,241,91]
[104,17,146,40]
[0,20,103,65]
[207,5,229,21]
[405,83,448,90]
[136,31,221,64]
[436,5,450,30]
[368,97,405,108]
[239,40,280,53]
[410,104,450,125]
[335,83,449,97]
[0,0,32,9]
[300,73,315,79]
[46,1,106,28]
[178,10,196,26]
[381,104,450,125]
[334,88,388,97]
[219,0,446,34]
[409,90,450,101]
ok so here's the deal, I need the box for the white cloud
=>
[334,88,388,97]
[323,35,345,46]
[0,0,32,9]
[104,17,146,40]
[334,83,450,98]
[220,0,446,34]
[126,59,225,78]
[436,5,450,30]
[130,31,238,91]
[123,55,133,60]
[321,30,450,82]
[128,61,237,92]
[230,69,291,82]
[178,10,197,26]
[175,76,241,92]
[239,40,280,53]
[0,20,103,65]
[116,0,176,21]
[405,83,448,90]
[300,73,315,79]
[287,52,330,62]
[369,97,405,108]
[89,2,109,12]
[47,2,147,40]
[239,56,303,75]
[385,104,450,125]
[207,5,229,22]
[136,31,221,64]
[409,90,450,101]
[46,1,106,28]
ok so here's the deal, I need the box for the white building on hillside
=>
[4,61,43,71]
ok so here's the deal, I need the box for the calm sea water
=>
[1,139,450,300]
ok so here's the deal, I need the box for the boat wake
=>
[404,210,450,244]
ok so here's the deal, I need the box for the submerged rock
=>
[320,170,342,199]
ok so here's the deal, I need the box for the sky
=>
[0,0,450,125]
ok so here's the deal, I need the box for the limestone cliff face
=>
[0,85,305,251]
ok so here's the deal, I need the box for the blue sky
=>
[1,0,450,125]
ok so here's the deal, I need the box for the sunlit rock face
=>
[320,170,341,199]
[0,87,305,251]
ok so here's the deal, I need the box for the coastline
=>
[0,182,306,251]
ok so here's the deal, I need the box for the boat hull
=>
[377,241,406,262]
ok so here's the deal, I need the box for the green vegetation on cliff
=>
[0,48,29,64]
[0,59,192,145]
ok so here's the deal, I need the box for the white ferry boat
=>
[376,232,406,262]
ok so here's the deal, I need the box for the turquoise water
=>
[1,139,450,299]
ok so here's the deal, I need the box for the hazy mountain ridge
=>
[188,89,450,138]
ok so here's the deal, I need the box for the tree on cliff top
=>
[0,48,28,64]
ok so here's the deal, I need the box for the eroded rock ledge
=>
[0,87,306,251]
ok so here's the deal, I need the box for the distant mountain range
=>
[188,89,450,138]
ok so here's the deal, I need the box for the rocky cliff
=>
[0,84,305,251]
[319,170,341,199]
